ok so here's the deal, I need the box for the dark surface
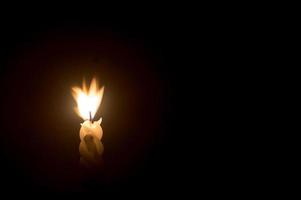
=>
[0,9,190,194]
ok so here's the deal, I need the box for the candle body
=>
[79,118,103,167]
[80,120,103,141]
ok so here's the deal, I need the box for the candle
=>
[72,78,105,167]
[80,118,103,141]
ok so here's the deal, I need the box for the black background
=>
[0,8,198,195]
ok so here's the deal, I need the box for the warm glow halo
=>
[72,78,104,120]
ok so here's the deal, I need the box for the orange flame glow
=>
[72,78,104,120]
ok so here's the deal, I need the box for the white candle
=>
[80,118,103,141]
[72,78,105,166]
[79,118,104,166]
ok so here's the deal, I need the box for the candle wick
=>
[89,111,93,123]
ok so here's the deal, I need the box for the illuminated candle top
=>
[72,78,104,121]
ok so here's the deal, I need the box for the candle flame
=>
[72,78,104,120]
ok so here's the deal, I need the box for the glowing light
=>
[72,78,104,120]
